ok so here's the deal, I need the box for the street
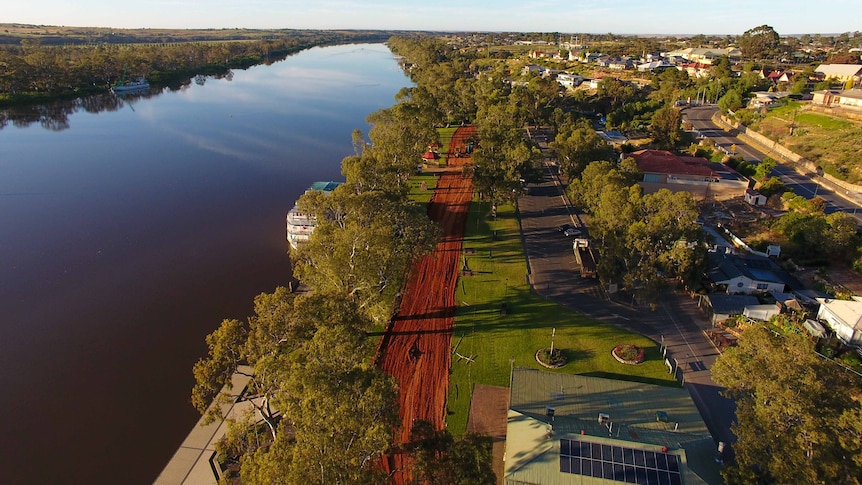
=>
[517,163,737,447]
[683,105,862,221]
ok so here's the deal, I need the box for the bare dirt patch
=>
[376,126,477,484]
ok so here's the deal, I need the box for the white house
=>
[812,89,862,111]
[707,252,789,295]
[816,297,862,346]
[556,72,584,88]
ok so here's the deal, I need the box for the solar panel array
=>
[559,439,682,485]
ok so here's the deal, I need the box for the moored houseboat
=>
[286,181,341,250]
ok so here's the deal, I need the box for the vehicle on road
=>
[558,223,581,237]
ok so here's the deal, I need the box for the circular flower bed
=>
[612,344,645,365]
[535,347,567,368]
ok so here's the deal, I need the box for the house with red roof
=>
[629,149,750,201]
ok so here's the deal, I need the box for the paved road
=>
[517,162,736,449]
[683,105,862,221]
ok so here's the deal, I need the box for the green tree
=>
[649,105,683,148]
[192,291,399,484]
[754,158,776,181]
[550,118,609,178]
[294,187,439,324]
[712,325,862,485]
[408,420,496,485]
[739,25,781,61]
[717,89,743,113]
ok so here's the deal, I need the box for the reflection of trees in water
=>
[0,70,237,132]
[0,88,156,131]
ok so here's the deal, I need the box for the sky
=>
[5,0,861,36]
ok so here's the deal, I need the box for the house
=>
[662,47,736,65]
[814,64,862,85]
[706,252,794,295]
[504,368,722,485]
[608,59,634,70]
[760,70,793,85]
[748,91,791,109]
[596,130,628,145]
[816,297,862,346]
[522,64,546,76]
[812,88,862,111]
[677,62,712,79]
[629,149,750,201]
[557,72,584,88]
[637,60,674,72]
[744,188,766,206]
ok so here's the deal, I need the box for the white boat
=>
[111,77,150,94]
[286,181,341,250]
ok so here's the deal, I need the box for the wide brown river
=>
[0,43,410,484]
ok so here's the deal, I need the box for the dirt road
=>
[376,126,476,483]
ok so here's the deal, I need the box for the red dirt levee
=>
[376,126,477,483]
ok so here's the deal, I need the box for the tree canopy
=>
[192,290,399,484]
[712,325,862,485]
[739,25,781,61]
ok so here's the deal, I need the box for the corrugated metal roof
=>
[505,369,721,485]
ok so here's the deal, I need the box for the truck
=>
[573,238,597,278]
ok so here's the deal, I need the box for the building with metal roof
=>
[504,368,722,485]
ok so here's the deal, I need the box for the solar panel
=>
[559,439,683,484]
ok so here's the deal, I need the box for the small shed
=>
[743,303,781,321]
[702,293,759,325]
[744,188,766,206]
[803,319,828,338]
[422,150,440,163]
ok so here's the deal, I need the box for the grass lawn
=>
[446,199,678,435]
[407,173,439,204]
[437,127,459,155]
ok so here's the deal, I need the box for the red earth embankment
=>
[376,126,476,483]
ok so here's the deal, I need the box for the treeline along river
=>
[0,43,411,484]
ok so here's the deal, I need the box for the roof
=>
[631,149,745,182]
[840,88,862,100]
[505,368,721,485]
[707,252,795,289]
[422,150,440,160]
[705,294,759,315]
[815,64,862,77]
[308,181,341,192]
[817,297,862,331]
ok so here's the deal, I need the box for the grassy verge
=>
[407,173,439,204]
[446,199,677,435]
[437,127,459,154]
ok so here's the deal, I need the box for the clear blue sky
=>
[5,0,861,35]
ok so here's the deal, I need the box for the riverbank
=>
[0,30,394,108]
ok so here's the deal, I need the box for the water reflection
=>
[0,70,237,131]
[0,43,410,485]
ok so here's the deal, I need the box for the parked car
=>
[558,224,581,237]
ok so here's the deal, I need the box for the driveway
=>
[517,162,737,447]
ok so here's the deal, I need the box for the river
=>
[0,43,410,484]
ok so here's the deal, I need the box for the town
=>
[2,18,862,485]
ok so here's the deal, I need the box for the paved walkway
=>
[516,162,736,448]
